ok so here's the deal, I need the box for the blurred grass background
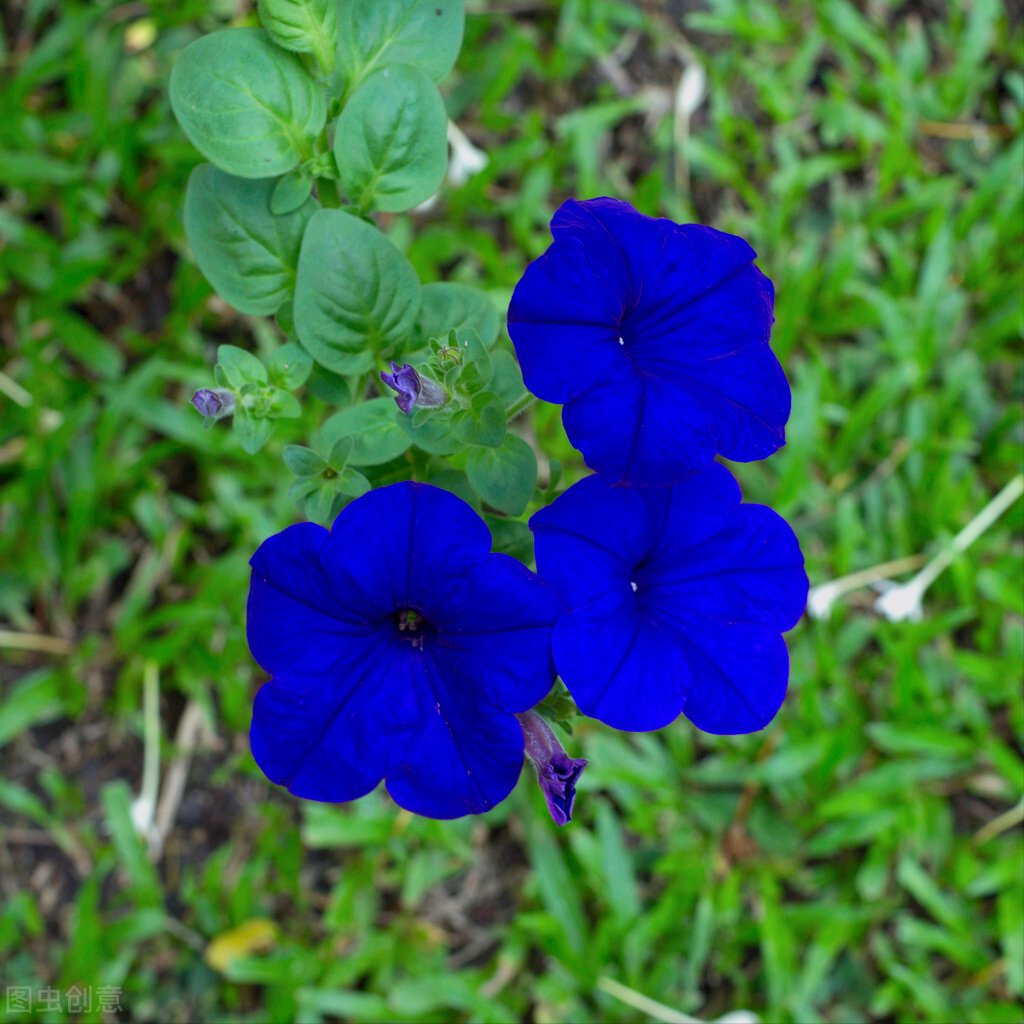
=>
[1,0,1022,1021]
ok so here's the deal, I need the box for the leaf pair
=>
[184,175,501,377]
[171,1,462,211]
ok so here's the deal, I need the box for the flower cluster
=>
[247,199,807,824]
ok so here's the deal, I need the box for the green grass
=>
[1,0,1022,1021]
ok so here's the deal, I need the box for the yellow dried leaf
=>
[204,918,278,973]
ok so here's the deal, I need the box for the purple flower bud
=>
[517,710,588,826]
[191,388,236,419]
[380,362,447,416]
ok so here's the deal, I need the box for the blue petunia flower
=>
[247,482,564,818]
[507,198,790,487]
[530,464,808,734]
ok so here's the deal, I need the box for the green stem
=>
[505,392,535,420]
[313,125,342,208]
[347,373,368,404]
[141,660,160,818]
[316,180,340,208]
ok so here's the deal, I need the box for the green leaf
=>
[46,310,125,380]
[466,433,536,515]
[276,300,296,336]
[234,408,276,454]
[0,671,63,750]
[317,397,412,465]
[397,409,460,455]
[170,28,326,178]
[451,391,505,448]
[258,0,337,73]
[442,325,489,389]
[270,168,314,215]
[185,164,317,316]
[451,327,492,392]
[335,0,465,92]
[326,437,353,470]
[485,515,533,561]
[527,818,586,956]
[488,348,527,408]
[304,481,347,525]
[266,388,302,418]
[595,800,641,927]
[100,781,162,906]
[999,883,1024,996]
[335,64,447,213]
[217,345,268,388]
[336,467,371,498]
[416,282,500,348]
[283,444,327,476]
[268,342,313,390]
[546,457,563,493]
[287,476,323,503]
[427,468,480,510]
[305,362,351,405]
[294,208,421,373]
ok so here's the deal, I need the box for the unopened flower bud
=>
[191,387,236,419]
[380,362,447,416]
[517,710,588,826]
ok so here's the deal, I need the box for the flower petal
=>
[248,522,385,679]
[384,643,526,818]
[629,265,788,462]
[662,615,791,734]
[552,199,758,328]
[550,198,638,300]
[330,482,492,614]
[433,553,564,713]
[561,362,718,486]
[507,238,629,403]
[552,586,691,732]
[642,505,808,632]
[249,636,402,802]
[531,474,656,606]
[646,462,742,560]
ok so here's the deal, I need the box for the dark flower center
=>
[395,608,430,648]
[397,608,423,631]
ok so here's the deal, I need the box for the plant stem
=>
[505,392,536,419]
[316,180,340,208]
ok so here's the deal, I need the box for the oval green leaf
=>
[305,363,352,405]
[283,444,327,477]
[217,344,268,388]
[185,165,318,316]
[451,392,506,449]
[335,64,447,213]
[294,208,421,374]
[271,169,314,215]
[466,433,537,516]
[488,348,527,408]
[170,28,326,178]
[397,410,460,455]
[268,342,313,390]
[234,409,276,455]
[415,282,500,348]
[335,0,465,91]
[258,0,337,73]
[316,397,413,466]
